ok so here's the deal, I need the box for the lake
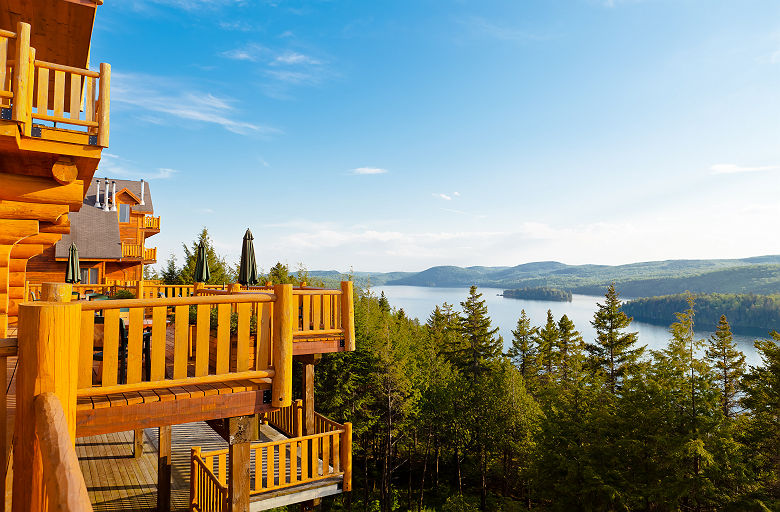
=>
[376,285,764,366]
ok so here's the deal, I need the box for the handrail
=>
[34,393,93,512]
[34,59,100,78]
[80,293,275,310]
[190,447,228,511]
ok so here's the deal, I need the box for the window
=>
[119,204,130,223]
[80,268,99,284]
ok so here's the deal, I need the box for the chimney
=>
[102,177,109,211]
[111,181,117,211]
[140,179,145,206]
[94,179,101,208]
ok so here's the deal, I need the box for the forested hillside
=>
[502,287,572,302]
[624,293,780,333]
[310,256,780,296]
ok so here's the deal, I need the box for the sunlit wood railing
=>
[266,399,303,438]
[190,447,228,511]
[121,243,143,258]
[143,216,160,230]
[77,293,280,398]
[0,336,16,501]
[25,282,130,301]
[143,247,157,262]
[0,22,110,146]
[0,29,16,108]
[191,410,352,508]
[34,393,93,512]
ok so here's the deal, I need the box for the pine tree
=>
[456,286,501,375]
[705,315,746,418]
[588,283,643,394]
[180,228,236,284]
[160,254,182,284]
[557,314,585,384]
[507,310,538,381]
[378,292,391,314]
[534,310,559,380]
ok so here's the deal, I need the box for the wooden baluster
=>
[341,281,356,351]
[172,305,188,379]
[215,304,230,374]
[150,306,166,381]
[0,36,6,104]
[311,294,321,330]
[35,67,48,118]
[69,73,81,120]
[333,432,340,473]
[53,70,65,119]
[254,447,262,492]
[127,307,143,383]
[279,442,286,487]
[102,309,120,386]
[78,310,95,388]
[190,447,201,511]
[194,304,209,376]
[302,294,311,331]
[342,422,352,491]
[322,295,331,330]
[84,76,95,129]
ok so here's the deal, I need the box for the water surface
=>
[376,285,763,366]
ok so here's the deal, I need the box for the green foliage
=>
[507,309,538,382]
[706,315,746,418]
[161,228,236,285]
[624,292,780,333]
[110,289,135,300]
[503,287,572,302]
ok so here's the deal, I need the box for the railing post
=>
[13,294,81,512]
[12,22,30,128]
[341,422,352,491]
[136,279,144,299]
[97,62,110,147]
[272,284,293,408]
[41,282,72,303]
[295,399,303,438]
[190,447,201,511]
[340,281,355,351]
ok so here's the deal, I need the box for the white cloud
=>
[434,193,453,200]
[710,163,780,174]
[453,192,461,197]
[352,167,387,175]
[152,168,179,179]
[111,72,277,135]
[272,52,320,66]
[461,16,550,43]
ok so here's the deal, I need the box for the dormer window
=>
[119,203,130,223]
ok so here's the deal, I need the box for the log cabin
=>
[0,2,355,512]
[25,177,159,287]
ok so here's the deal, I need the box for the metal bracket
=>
[262,389,272,404]
[0,108,11,120]
[89,134,98,146]
[340,338,345,348]
[31,125,42,138]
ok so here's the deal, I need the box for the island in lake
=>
[502,286,573,302]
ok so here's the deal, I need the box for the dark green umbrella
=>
[65,242,81,283]
[194,242,210,283]
[237,229,258,285]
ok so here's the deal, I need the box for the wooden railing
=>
[0,22,110,146]
[77,292,280,398]
[25,282,131,301]
[267,399,303,438]
[0,336,17,505]
[143,216,161,229]
[121,243,143,258]
[191,411,352,509]
[143,247,157,262]
[190,447,228,511]
[34,393,93,512]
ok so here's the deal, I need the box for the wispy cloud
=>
[272,51,320,66]
[112,72,278,135]
[710,163,780,174]
[99,155,178,181]
[460,16,551,43]
[434,193,453,200]
[352,167,388,175]
[152,168,179,179]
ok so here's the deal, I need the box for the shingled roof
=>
[54,178,154,260]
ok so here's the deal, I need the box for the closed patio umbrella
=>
[194,242,210,283]
[65,243,81,283]
[237,229,258,285]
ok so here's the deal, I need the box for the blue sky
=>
[91,0,780,273]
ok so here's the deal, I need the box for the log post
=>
[272,284,293,408]
[227,416,255,512]
[136,279,144,300]
[295,399,303,438]
[97,63,111,148]
[134,429,144,459]
[340,281,355,351]
[341,422,353,492]
[157,425,171,512]
[302,357,316,436]
[40,283,72,303]
[190,447,201,511]
[13,299,81,512]
[228,283,241,293]
[12,22,30,128]
[193,282,203,295]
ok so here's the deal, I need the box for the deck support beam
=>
[157,425,171,512]
[227,415,256,512]
[300,354,321,511]
[134,429,144,459]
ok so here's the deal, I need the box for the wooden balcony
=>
[121,243,157,263]
[0,22,110,148]
[191,401,352,511]
[2,282,355,511]
[143,215,161,232]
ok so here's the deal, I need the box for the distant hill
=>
[310,256,780,298]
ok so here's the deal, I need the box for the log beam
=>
[0,173,84,211]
